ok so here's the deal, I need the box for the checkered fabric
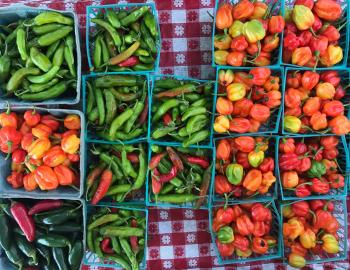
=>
[0,0,349,269]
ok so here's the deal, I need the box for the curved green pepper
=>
[15,235,38,265]
[0,211,11,249]
[37,26,73,46]
[91,18,121,47]
[218,226,234,244]
[34,12,73,26]
[181,106,207,121]
[30,47,52,72]
[0,55,11,83]
[307,161,326,178]
[4,244,24,269]
[6,67,40,92]
[16,28,27,61]
[27,65,60,84]
[225,163,244,185]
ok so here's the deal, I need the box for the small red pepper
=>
[186,156,210,169]
[258,157,274,173]
[321,25,340,42]
[7,171,24,188]
[279,153,300,171]
[127,153,139,164]
[158,166,178,183]
[0,106,18,129]
[268,15,285,34]
[152,169,162,195]
[162,113,172,126]
[24,110,41,127]
[149,152,165,170]
[11,201,35,242]
[166,147,184,171]
[100,238,114,254]
[138,95,148,125]
[320,71,340,87]
[251,203,272,222]
[283,32,300,51]
[28,200,63,215]
[311,178,330,194]
[130,219,139,252]
[230,35,248,51]
[295,184,311,198]
[91,169,113,205]
[291,201,310,216]
[12,149,26,164]
[40,115,59,131]
[118,56,139,67]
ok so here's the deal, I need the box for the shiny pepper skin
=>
[216,3,233,29]
[301,71,319,90]
[268,16,285,34]
[242,19,266,43]
[288,253,306,268]
[61,134,80,154]
[230,35,248,51]
[322,234,339,254]
[292,47,312,66]
[303,97,321,116]
[34,165,59,190]
[214,116,230,133]
[314,0,342,21]
[24,110,41,127]
[310,111,327,131]
[328,115,350,135]
[282,171,299,188]
[227,83,246,101]
[284,116,301,133]
[292,5,315,30]
[320,45,343,67]
[233,0,254,20]
[43,146,67,167]
[243,169,262,192]
[27,138,51,159]
[64,114,81,130]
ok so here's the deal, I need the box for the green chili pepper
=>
[110,236,121,253]
[103,89,117,124]
[27,65,59,84]
[153,99,180,122]
[191,98,207,107]
[144,12,158,37]
[52,247,69,270]
[121,6,149,26]
[124,34,138,44]
[121,149,138,178]
[182,130,210,147]
[64,34,76,77]
[68,241,83,270]
[94,235,103,258]
[86,81,95,114]
[132,145,147,190]
[133,63,154,71]
[33,23,64,35]
[154,78,183,89]
[5,244,24,269]
[30,46,52,72]
[87,230,94,252]
[106,9,121,28]
[19,81,68,101]
[0,211,11,249]
[139,55,154,64]
[46,40,61,59]
[15,235,38,265]
[51,42,65,68]
[36,244,51,266]
[100,36,110,65]
[16,27,27,61]
[99,153,123,180]
[0,55,11,83]
[94,87,105,125]
[109,108,134,139]
[36,207,81,225]
[184,93,201,102]
[105,32,116,57]
[88,214,120,230]
[109,88,139,101]
[48,222,82,233]
[124,85,146,133]
[113,128,144,141]
[92,18,121,47]
[117,10,129,20]
[106,184,132,196]
[29,78,59,93]
[152,126,177,139]
[100,226,144,237]
[155,194,199,204]
[93,35,102,68]
[181,106,207,121]
[95,74,142,88]
[140,21,157,54]
[6,67,40,92]
[37,26,73,46]
[134,48,149,57]
[107,255,131,270]
[33,12,73,26]
[186,114,208,135]
[160,183,175,194]
[36,234,71,250]
[120,238,139,270]
[88,108,99,122]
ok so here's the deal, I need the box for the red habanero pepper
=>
[268,16,285,34]
[295,184,311,198]
[233,235,249,252]
[24,110,41,127]
[258,157,274,173]
[54,165,76,186]
[234,136,255,153]
[118,56,139,67]
[301,71,320,91]
[0,126,22,155]
[295,0,314,8]
[249,68,271,86]
[253,221,267,237]
[216,239,235,257]
[232,98,253,117]
[166,147,184,171]
[291,201,310,217]
[215,207,235,224]
[91,169,113,205]
[67,153,79,163]
[279,153,300,171]
[309,35,328,56]
[295,142,307,155]
[296,157,311,173]
[321,25,340,42]
[236,152,250,169]
[283,32,300,51]
[138,95,148,124]
[7,171,24,188]
[328,174,345,189]
[162,113,172,126]
[100,238,114,254]
[12,149,26,164]
[310,200,325,211]
[287,71,301,88]
[19,122,31,135]
[323,148,338,160]
[230,35,248,51]
[11,202,35,242]
[231,205,243,221]
[43,146,67,167]
[34,166,59,190]
[186,156,210,169]
[252,237,268,254]
[279,138,295,153]
[311,178,330,194]
[285,22,298,34]
[251,203,272,222]
[229,118,251,133]
[298,31,312,47]
[322,100,344,117]
[130,219,139,252]
[28,200,63,215]
[0,107,17,129]
[40,115,60,131]
[312,14,323,32]
[236,214,254,236]
[320,71,341,87]
[215,175,232,195]
[126,153,139,164]
[149,152,165,170]
[314,209,333,230]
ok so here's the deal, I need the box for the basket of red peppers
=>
[210,199,282,264]
[0,198,84,270]
[277,135,349,200]
[0,107,84,199]
[147,144,214,209]
[213,0,284,67]
[214,67,283,135]
[283,69,350,135]
[281,198,347,268]
[282,0,349,67]
[214,136,278,201]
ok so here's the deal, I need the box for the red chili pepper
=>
[149,152,165,170]
[24,110,41,127]
[91,169,113,205]
[86,165,104,191]
[28,200,63,215]
[11,202,35,242]
[283,32,300,51]
[158,166,178,183]
[12,149,26,164]
[130,219,139,252]
[100,238,114,254]
[152,168,162,194]
[186,156,210,169]
[295,184,311,198]
[138,95,148,124]
[166,147,184,172]
[162,113,172,126]
[127,153,139,164]
[118,56,139,67]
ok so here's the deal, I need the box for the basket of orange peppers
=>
[282,0,349,67]
[0,107,84,198]
[277,135,348,200]
[214,136,277,201]
[283,69,350,135]
[213,0,284,67]
[281,199,347,268]
[210,199,282,264]
[214,67,283,135]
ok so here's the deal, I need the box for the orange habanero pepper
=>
[54,165,76,186]
[61,134,80,154]
[243,169,262,192]
[34,165,59,190]
[216,3,233,29]
[27,138,51,160]
[64,114,81,130]
[43,146,67,167]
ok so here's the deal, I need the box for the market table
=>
[0,0,349,269]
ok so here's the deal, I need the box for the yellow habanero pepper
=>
[226,83,246,101]
[283,217,304,241]
[27,138,51,160]
[321,234,339,254]
[61,134,80,154]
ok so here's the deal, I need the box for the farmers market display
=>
[282,199,346,268]
[151,76,214,146]
[88,5,160,72]
[0,11,78,102]
[215,136,277,200]
[211,201,280,262]
[283,0,346,67]
[214,0,284,66]
[148,145,213,208]
[278,136,346,199]
[85,74,148,142]
[283,69,350,135]
[86,143,147,204]
[0,198,84,270]
[214,68,282,134]
[86,206,146,270]
[0,108,81,192]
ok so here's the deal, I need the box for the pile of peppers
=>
[283,0,346,67]
[214,68,281,134]
[282,200,342,268]
[89,5,159,72]
[151,77,214,147]
[215,136,276,199]
[1,108,81,192]
[86,143,147,205]
[214,0,284,66]
[279,136,345,197]
[0,11,78,101]
[0,199,83,270]
[85,74,148,142]
[87,206,146,270]
[284,70,350,135]
[149,145,213,208]
[212,202,278,258]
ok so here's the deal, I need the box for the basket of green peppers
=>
[147,144,215,209]
[0,198,84,270]
[150,75,215,147]
[83,73,149,143]
[84,205,147,270]
[86,143,148,205]
[0,6,80,105]
[86,3,160,73]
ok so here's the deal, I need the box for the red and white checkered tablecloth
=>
[0,0,349,269]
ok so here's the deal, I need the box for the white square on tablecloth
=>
[185,244,199,257]
[173,66,189,77]
[199,8,213,22]
[158,221,173,234]
[159,246,174,260]
[171,9,186,23]
[183,220,197,232]
[172,38,188,52]
[199,37,212,51]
